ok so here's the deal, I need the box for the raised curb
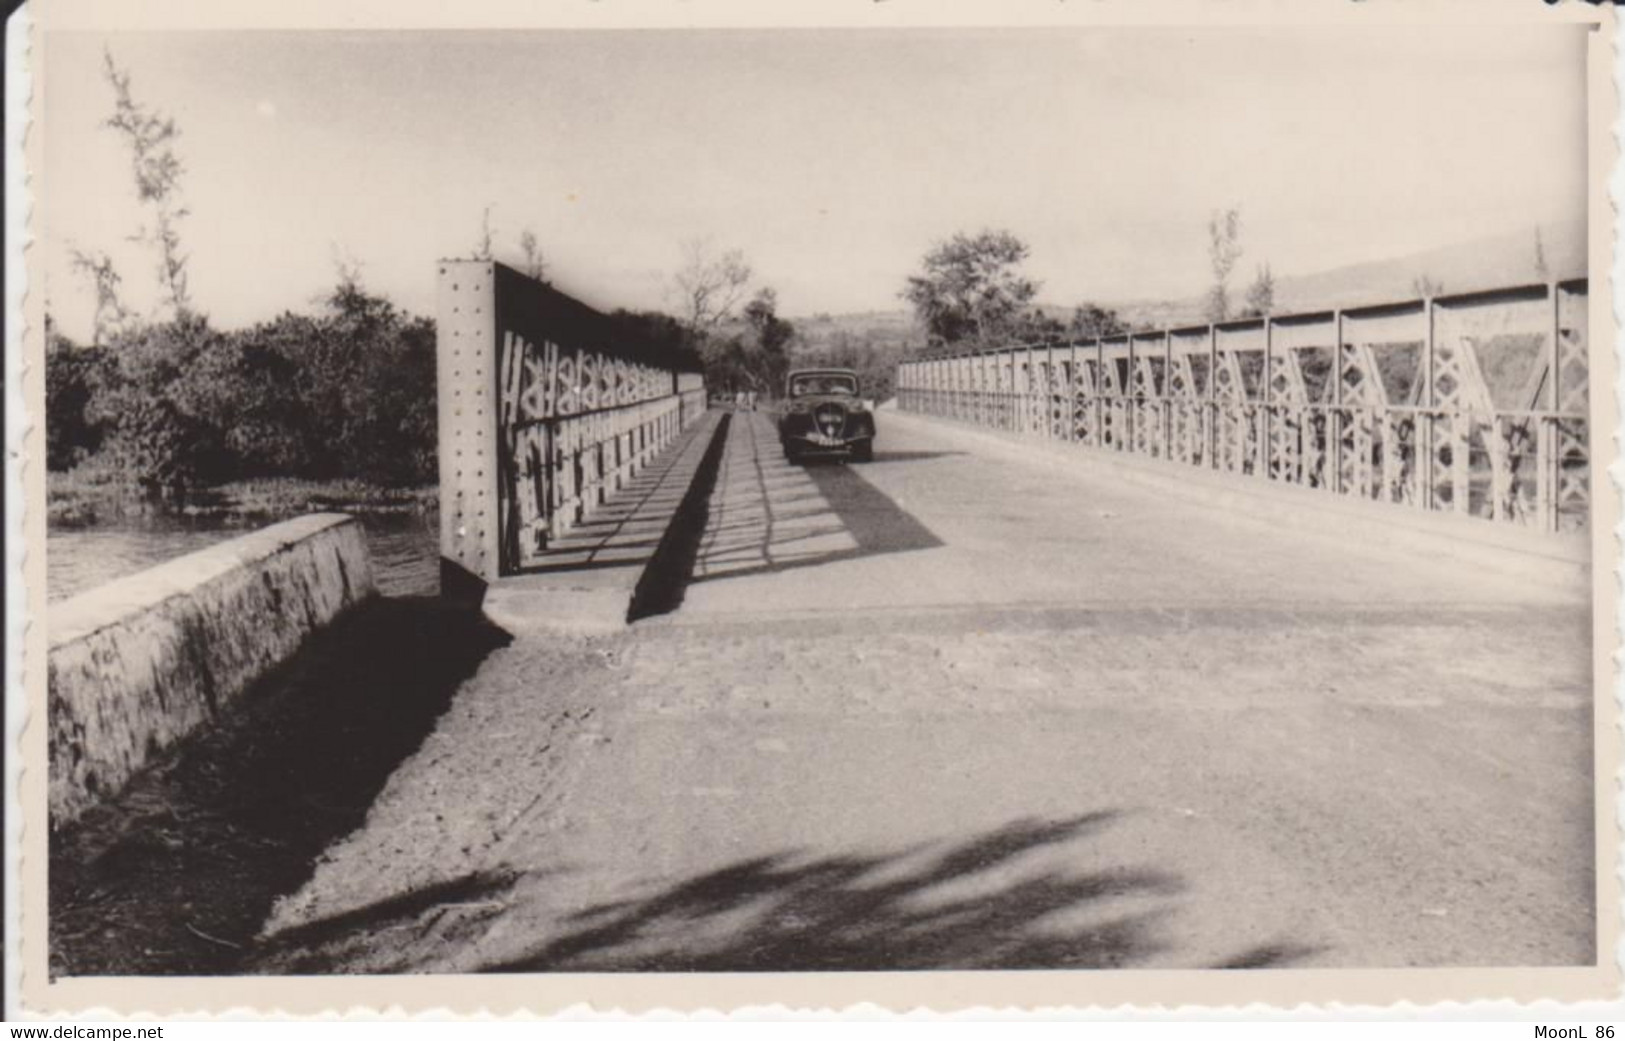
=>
[885,408,1589,592]
[481,410,731,634]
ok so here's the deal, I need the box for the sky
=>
[40,24,1589,341]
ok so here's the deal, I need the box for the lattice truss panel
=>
[1428,291,1579,527]
[894,282,1588,532]
[1165,332,1206,466]
[1049,353,1073,441]
[1334,310,1406,504]
[498,331,681,568]
[1212,325,1263,477]
[1554,284,1590,529]
[1100,341,1129,450]
[1070,349,1101,446]
[1130,337,1166,458]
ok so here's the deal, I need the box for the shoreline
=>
[48,471,438,528]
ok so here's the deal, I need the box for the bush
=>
[46,282,441,498]
[45,325,113,471]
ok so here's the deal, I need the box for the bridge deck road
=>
[254,408,1594,974]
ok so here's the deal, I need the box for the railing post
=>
[1069,340,1082,443]
[1260,317,1274,479]
[1126,333,1138,454]
[1206,323,1218,469]
[1539,282,1560,532]
[1161,330,1173,459]
[1330,309,1344,495]
[1421,297,1437,511]
[967,353,976,424]
[1094,337,1105,448]
[1546,280,1561,412]
[1025,344,1037,436]
[1046,341,1057,440]
[1444,307,1470,516]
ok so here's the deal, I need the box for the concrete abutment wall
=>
[48,513,377,826]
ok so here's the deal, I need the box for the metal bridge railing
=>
[896,279,1590,533]
[438,261,707,581]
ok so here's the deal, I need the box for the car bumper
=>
[787,432,872,452]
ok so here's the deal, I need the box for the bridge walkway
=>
[249,407,1592,974]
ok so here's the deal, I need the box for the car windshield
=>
[790,374,858,397]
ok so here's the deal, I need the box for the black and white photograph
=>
[11,0,1618,1017]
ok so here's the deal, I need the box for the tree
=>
[45,318,113,471]
[1412,273,1446,299]
[672,238,753,335]
[799,327,906,405]
[1069,303,1129,339]
[102,49,191,319]
[900,229,1039,349]
[608,309,699,373]
[741,288,795,392]
[68,248,131,346]
[1205,207,1244,322]
[1016,309,1066,344]
[519,228,547,281]
[89,312,221,497]
[330,243,366,297]
[1241,263,1276,318]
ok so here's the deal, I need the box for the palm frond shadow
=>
[482,811,1184,972]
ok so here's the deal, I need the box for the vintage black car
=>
[777,368,875,463]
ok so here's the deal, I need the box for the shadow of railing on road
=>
[691,448,946,585]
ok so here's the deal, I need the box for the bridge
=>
[47,263,1597,985]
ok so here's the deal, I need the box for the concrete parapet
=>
[48,513,377,826]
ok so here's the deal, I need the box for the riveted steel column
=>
[437,260,503,584]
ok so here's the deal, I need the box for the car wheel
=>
[851,441,873,463]
[784,446,801,464]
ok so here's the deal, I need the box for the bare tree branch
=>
[102,49,191,319]
[672,237,753,334]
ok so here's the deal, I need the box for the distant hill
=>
[1108,220,1587,331]
[790,309,922,359]
[789,220,1588,341]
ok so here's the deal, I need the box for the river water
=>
[47,512,441,603]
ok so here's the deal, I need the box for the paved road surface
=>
[253,408,1594,973]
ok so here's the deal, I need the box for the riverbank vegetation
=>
[46,278,439,522]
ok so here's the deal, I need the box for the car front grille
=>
[814,403,847,438]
